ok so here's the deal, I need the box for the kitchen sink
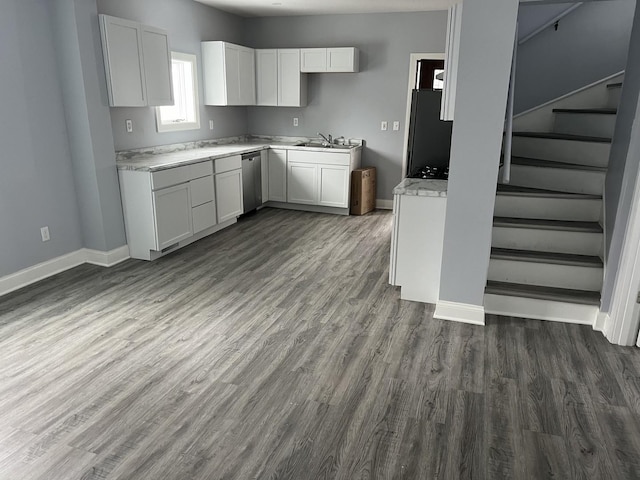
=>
[295,142,354,149]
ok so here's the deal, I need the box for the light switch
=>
[381,121,388,131]
[393,121,400,131]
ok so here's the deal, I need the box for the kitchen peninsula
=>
[389,178,448,304]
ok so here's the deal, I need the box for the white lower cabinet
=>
[318,164,349,208]
[287,161,318,205]
[268,149,287,202]
[285,150,355,209]
[215,169,244,223]
[153,183,193,250]
[118,156,242,261]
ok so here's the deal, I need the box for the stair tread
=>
[485,280,601,305]
[607,82,623,89]
[552,108,617,115]
[493,217,603,233]
[496,184,602,199]
[513,131,612,143]
[511,156,607,172]
[491,247,603,267]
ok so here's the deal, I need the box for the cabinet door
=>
[141,25,173,106]
[288,162,318,205]
[239,47,256,105]
[300,48,327,72]
[267,149,287,202]
[441,4,462,121]
[99,15,146,107]
[327,47,359,73]
[256,49,278,106]
[278,49,307,107]
[318,164,350,208]
[152,183,193,250]
[215,169,244,223]
[224,44,241,105]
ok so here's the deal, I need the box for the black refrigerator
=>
[406,90,453,177]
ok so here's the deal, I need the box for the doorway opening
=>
[401,54,453,180]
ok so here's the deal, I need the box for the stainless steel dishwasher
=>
[241,151,262,214]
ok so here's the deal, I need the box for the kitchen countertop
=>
[116,136,363,172]
[393,178,448,197]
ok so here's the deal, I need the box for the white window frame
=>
[156,52,200,133]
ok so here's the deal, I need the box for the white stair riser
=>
[512,137,610,168]
[492,227,602,256]
[608,87,622,109]
[484,294,598,325]
[553,113,616,138]
[494,195,601,222]
[509,165,604,195]
[488,259,603,291]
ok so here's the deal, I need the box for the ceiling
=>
[192,0,459,18]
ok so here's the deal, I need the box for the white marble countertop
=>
[393,178,448,197]
[116,137,362,172]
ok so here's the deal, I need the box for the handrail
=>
[503,23,518,184]
[518,3,582,45]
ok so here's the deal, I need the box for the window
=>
[156,52,200,132]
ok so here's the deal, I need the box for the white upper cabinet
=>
[202,41,256,106]
[301,47,359,73]
[300,48,327,72]
[278,49,307,107]
[256,49,307,107]
[140,25,173,106]
[255,49,278,106]
[99,15,173,107]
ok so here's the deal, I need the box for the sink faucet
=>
[318,132,332,147]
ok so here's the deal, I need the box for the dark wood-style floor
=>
[2,208,640,479]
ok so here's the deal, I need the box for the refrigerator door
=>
[406,90,453,176]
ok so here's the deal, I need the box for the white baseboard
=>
[0,246,130,297]
[594,311,609,332]
[376,199,393,210]
[84,245,130,267]
[434,300,485,326]
[484,294,597,325]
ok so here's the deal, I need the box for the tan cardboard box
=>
[350,167,376,215]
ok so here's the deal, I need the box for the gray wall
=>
[0,0,83,277]
[515,0,635,114]
[438,0,519,307]
[244,12,448,201]
[601,2,640,312]
[96,0,249,151]
[51,0,126,252]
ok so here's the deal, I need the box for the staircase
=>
[484,81,622,324]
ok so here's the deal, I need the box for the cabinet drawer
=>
[151,165,191,190]
[190,175,214,207]
[190,160,213,179]
[288,150,351,166]
[192,202,217,233]
[215,155,242,173]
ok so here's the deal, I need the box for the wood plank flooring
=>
[2,207,640,479]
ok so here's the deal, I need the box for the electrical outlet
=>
[393,121,400,131]
[209,120,214,130]
[125,119,133,133]
[381,121,388,131]
[293,117,299,127]
[40,226,50,242]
